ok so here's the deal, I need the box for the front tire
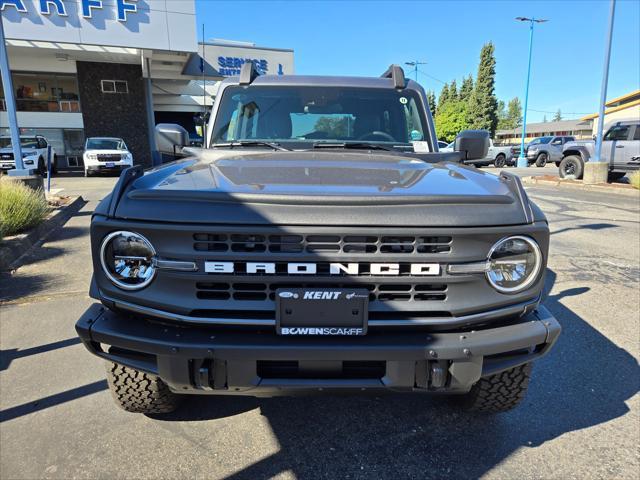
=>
[559,155,584,179]
[461,363,532,413]
[106,363,181,414]
[494,154,506,168]
[535,152,548,167]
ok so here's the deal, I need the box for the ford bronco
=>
[76,64,560,414]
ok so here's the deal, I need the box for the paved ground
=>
[1,172,639,479]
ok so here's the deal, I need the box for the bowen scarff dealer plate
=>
[276,288,369,336]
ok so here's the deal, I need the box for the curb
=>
[521,176,640,197]
[0,195,86,271]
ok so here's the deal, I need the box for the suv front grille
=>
[97,154,122,162]
[193,233,452,254]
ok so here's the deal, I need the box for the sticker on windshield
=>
[412,141,430,153]
[410,130,423,141]
[399,96,408,105]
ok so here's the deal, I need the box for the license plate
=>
[276,288,369,336]
[105,162,115,168]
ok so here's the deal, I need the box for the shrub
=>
[0,179,49,239]
[629,171,640,190]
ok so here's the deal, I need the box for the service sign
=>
[200,42,295,77]
[0,0,197,52]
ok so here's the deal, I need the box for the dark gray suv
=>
[75,65,560,416]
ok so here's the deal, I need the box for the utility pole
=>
[515,17,548,168]
[585,0,616,184]
[404,60,427,83]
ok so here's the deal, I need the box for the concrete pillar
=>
[583,162,609,184]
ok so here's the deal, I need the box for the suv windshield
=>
[86,138,126,150]
[0,137,38,149]
[528,137,552,146]
[211,86,428,150]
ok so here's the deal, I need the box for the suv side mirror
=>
[454,130,490,160]
[155,123,189,155]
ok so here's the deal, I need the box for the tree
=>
[467,42,498,136]
[437,82,450,112]
[426,90,437,118]
[543,115,547,123]
[506,97,523,127]
[553,109,562,122]
[449,79,458,101]
[459,75,474,102]
[496,100,508,130]
[435,100,469,143]
[314,116,349,138]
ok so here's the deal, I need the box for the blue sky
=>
[196,0,640,123]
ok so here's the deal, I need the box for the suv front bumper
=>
[76,303,560,395]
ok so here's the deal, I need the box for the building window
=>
[101,80,128,94]
[0,71,81,113]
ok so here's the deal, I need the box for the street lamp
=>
[404,61,427,82]
[515,17,548,168]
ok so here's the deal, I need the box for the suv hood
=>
[112,150,535,227]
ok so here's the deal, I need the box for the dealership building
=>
[0,0,294,168]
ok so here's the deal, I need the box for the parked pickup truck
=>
[559,119,640,181]
[442,138,513,167]
[75,64,560,416]
[525,136,575,167]
[0,135,57,177]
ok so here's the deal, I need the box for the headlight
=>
[486,236,542,293]
[86,153,97,160]
[100,231,156,290]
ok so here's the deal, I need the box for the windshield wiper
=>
[212,141,290,151]
[311,142,396,152]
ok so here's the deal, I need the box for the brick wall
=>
[76,61,151,167]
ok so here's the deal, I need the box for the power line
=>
[527,107,592,115]
[413,68,592,115]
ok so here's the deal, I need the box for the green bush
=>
[629,171,640,190]
[0,179,49,239]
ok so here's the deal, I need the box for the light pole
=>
[587,0,616,184]
[515,17,548,168]
[404,61,427,82]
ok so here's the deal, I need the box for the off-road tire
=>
[37,157,47,177]
[608,172,626,182]
[461,363,532,413]
[494,154,506,168]
[559,155,584,179]
[106,363,181,414]
[535,152,548,167]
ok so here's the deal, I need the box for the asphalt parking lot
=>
[1,171,639,479]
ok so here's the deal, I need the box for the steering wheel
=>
[358,131,396,142]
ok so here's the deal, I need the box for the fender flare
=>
[562,146,590,163]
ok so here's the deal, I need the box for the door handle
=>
[615,145,625,148]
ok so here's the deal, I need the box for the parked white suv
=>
[0,135,57,177]
[83,137,133,177]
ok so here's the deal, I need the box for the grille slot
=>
[192,233,452,255]
[195,282,447,303]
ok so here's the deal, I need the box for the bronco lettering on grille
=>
[204,262,440,276]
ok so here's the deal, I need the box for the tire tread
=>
[462,363,532,413]
[106,363,180,414]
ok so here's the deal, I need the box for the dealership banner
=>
[0,0,197,52]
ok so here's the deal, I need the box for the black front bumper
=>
[76,303,560,395]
